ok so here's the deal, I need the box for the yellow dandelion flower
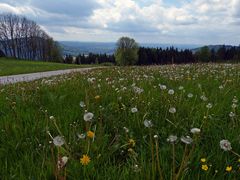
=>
[87,131,95,139]
[201,164,208,171]
[200,158,206,163]
[226,166,232,172]
[128,139,136,147]
[80,154,91,166]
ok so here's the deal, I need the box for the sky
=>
[0,0,240,45]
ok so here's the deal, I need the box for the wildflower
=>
[123,127,129,133]
[80,154,91,166]
[232,103,237,109]
[200,95,208,101]
[87,77,96,83]
[220,139,232,151]
[178,86,184,90]
[58,156,68,169]
[159,84,167,90]
[167,135,177,143]
[219,85,224,89]
[131,107,138,113]
[232,97,238,103]
[169,107,176,114]
[143,119,153,128]
[180,136,193,145]
[84,112,94,122]
[128,148,134,153]
[133,164,141,172]
[201,164,208,171]
[95,95,100,100]
[229,112,236,118]
[77,133,86,139]
[133,86,144,94]
[226,166,232,172]
[128,139,136,147]
[53,136,65,147]
[168,89,174,95]
[190,128,201,134]
[200,158,206,163]
[79,101,85,108]
[206,103,213,109]
[87,131,95,139]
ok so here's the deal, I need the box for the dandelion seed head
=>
[169,107,176,114]
[180,136,193,144]
[53,136,65,147]
[190,128,201,134]
[84,112,94,122]
[167,135,177,143]
[143,119,153,128]
[131,107,138,113]
[168,89,174,95]
[220,139,232,151]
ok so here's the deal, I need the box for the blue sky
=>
[0,0,240,45]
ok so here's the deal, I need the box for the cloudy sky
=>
[0,0,240,45]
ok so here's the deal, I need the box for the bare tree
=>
[0,13,62,61]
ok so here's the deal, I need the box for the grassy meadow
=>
[0,64,240,179]
[0,58,91,76]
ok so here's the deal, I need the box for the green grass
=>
[0,64,240,179]
[0,58,93,76]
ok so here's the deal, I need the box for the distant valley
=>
[60,41,203,55]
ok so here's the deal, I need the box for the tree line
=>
[63,45,240,66]
[0,13,62,61]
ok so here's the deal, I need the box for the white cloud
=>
[0,0,239,44]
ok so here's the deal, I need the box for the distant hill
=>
[59,41,201,56]
[192,45,239,53]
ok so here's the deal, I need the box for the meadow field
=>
[0,58,90,76]
[0,63,240,179]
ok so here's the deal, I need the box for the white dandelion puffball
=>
[190,128,201,134]
[84,112,94,122]
[168,89,174,95]
[220,139,232,151]
[144,119,153,128]
[79,101,86,108]
[131,107,138,113]
[53,136,65,147]
[206,103,213,109]
[178,86,184,90]
[187,93,193,98]
[180,136,193,144]
[169,107,176,114]
[77,133,86,139]
[62,156,68,165]
[229,112,236,118]
[167,135,178,143]
[159,84,167,90]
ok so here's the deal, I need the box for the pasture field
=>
[0,58,91,76]
[0,64,240,179]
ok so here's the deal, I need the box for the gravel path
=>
[0,67,98,85]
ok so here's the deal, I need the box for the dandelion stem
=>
[231,150,240,158]
[155,140,164,180]
[172,143,176,180]
[175,144,188,180]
